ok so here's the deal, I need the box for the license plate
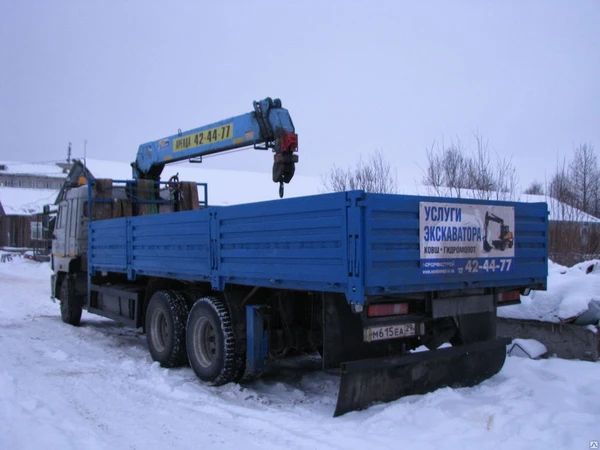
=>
[363,323,416,342]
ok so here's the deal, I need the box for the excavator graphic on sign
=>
[483,212,514,252]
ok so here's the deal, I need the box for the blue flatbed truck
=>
[50,98,548,415]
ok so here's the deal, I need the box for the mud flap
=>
[334,338,509,417]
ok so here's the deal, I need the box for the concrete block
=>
[497,317,599,361]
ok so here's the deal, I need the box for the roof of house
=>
[523,193,600,223]
[0,160,68,179]
[0,187,58,216]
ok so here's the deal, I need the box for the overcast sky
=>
[1,1,598,192]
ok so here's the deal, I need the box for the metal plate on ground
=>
[335,338,509,416]
[363,323,416,342]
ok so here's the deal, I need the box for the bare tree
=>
[467,135,495,197]
[422,134,518,200]
[549,157,576,208]
[524,180,544,195]
[320,150,398,194]
[443,142,470,198]
[493,154,519,201]
[423,139,471,198]
[569,143,598,215]
[423,143,445,196]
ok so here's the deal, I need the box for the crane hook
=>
[279,182,284,198]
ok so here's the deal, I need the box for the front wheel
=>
[59,277,82,326]
[186,297,241,386]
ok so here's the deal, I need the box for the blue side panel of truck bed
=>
[89,190,548,304]
[214,193,349,292]
[91,210,212,280]
[90,217,127,273]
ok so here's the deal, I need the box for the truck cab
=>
[52,185,89,277]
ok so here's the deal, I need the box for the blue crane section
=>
[132,97,298,197]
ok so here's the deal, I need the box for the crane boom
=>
[131,97,298,196]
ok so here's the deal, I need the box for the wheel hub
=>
[151,310,169,353]
[192,317,217,368]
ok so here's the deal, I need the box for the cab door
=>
[65,198,78,258]
[52,200,68,258]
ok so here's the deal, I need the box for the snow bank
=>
[0,251,52,278]
[499,260,600,324]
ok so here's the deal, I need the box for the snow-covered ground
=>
[1,256,599,450]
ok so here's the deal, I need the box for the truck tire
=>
[59,277,82,326]
[146,290,189,368]
[186,296,239,386]
[451,311,497,345]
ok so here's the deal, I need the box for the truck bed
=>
[89,190,548,303]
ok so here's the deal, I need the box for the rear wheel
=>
[146,290,189,367]
[59,277,82,326]
[186,297,242,385]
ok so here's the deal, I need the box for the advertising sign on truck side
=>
[419,202,515,276]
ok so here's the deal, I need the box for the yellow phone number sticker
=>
[173,123,233,152]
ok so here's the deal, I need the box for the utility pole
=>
[67,142,72,164]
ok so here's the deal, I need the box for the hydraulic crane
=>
[131,97,298,198]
